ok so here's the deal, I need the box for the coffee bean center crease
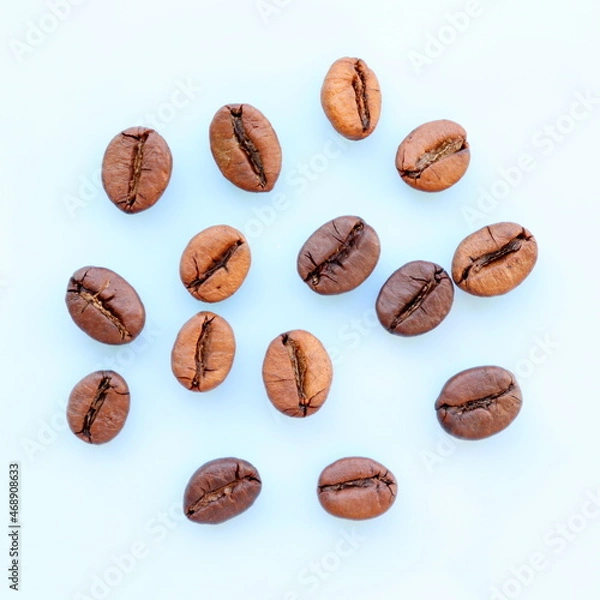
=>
[319,472,396,495]
[282,333,314,415]
[191,316,215,390]
[229,106,266,187]
[76,375,112,441]
[352,61,371,131]
[401,138,466,179]
[121,130,151,210]
[439,382,518,415]
[185,474,260,516]
[186,240,244,290]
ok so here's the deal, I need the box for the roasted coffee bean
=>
[171,312,235,392]
[67,370,130,444]
[297,216,380,295]
[180,225,251,303]
[317,457,397,520]
[66,266,146,345]
[102,126,173,213]
[376,261,454,336]
[209,104,282,192]
[321,57,381,140]
[435,366,522,440]
[452,222,538,296]
[262,329,332,418]
[395,119,470,192]
[183,458,261,524]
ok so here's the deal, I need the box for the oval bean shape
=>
[435,366,522,440]
[102,126,173,213]
[66,266,146,345]
[318,457,397,520]
[376,261,454,336]
[297,216,380,295]
[396,119,470,192]
[452,222,538,296]
[209,103,282,192]
[183,458,262,524]
[67,370,130,444]
[171,312,235,392]
[321,57,382,140]
[262,329,333,418]
[180,225,251,303]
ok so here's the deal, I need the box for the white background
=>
[1,1,600,599]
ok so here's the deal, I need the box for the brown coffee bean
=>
[183,458,261,524]
[395,119,470,192]
[209,104,282,192]
[321,57,381,140]
[452,222,538,297]
[171,312,235,392]
[297,216,380,295]
[179,225,251,303]
[102,126,173,213]
[66,266,146,345]
[317,457,397,520]
[435,366,522,440]
[376,261,454,336]
[67,371,130,444]
[262,330,332,418]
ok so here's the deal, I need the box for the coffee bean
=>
[171,312,235,392]
[209,104,282,192]
[452,222,538,297]
[67,370,130,444]
[183,458,262,524]
[435,366,522,440]
[321,57,381,140]
[317,457,397,520]
[262,329,333,418]
[102,126,173,213]
[180,225,251,303]
[395,119,470,192]
[66,266,146,345]
[297,216,380,295]
[376,261,454,336]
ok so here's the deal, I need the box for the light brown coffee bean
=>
[66,266,146,345]
[452,222,538,296]
[180,225,251,303]
[396,119,470,192]
[67,371,130,444]
[209,104,282,192]
[262,330,333,418]
[317,457,397,520]
[102,126,173,213]
[435,366,522,440]
[321,57,381,140]
[171,312,235,392]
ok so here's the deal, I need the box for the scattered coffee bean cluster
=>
[64,57,538,525]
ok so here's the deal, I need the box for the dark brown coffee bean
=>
[209,104,281,192]
[435,366,522,440]
[102,126,173,213]
[317,457,397,520]
[395,119,470,192]
[262,329,332,418]
[179,225,251,303]
[67,371,130,444]
[171,312,235,392]
[452,222,538,297]
[376,261,454,336]
[183,458,261,524]
[321,57,381,140]
[297,216,380,295]
[66,266,146,345]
